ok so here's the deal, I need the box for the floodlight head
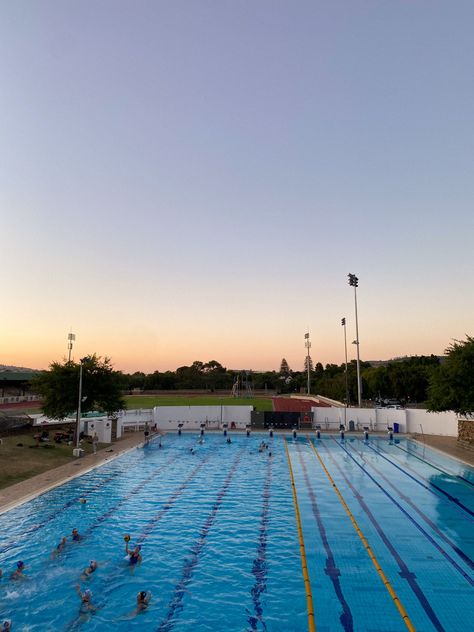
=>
[341,317,346,326]
[348,273,359,287]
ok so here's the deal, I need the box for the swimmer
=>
[226,437,232,444]
[125,542,142,566]
[81,560,98,579]
[2,620,12,631]
[75,584,96,612]
[51,536,67,558]
[10,561,25,581]
[72,528,82,542]
[136,590,152,612]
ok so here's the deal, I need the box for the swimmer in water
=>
[81,560,98,579]
[125,542,142,566]
[10,561,26,581]
[72,528,82,542]
[2,620,12,631]
[51,536,67,558]
[136,590,152,612]
[226,437,232,444]
[75,584,96,612]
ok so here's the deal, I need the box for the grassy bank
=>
[124,394,273,412]
[0,433,95,490]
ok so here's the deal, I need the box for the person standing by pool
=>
[144,421,150,445]
[92,432,99,455]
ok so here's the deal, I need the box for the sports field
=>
[123,394,273,412]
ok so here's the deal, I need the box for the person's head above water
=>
[2,619,12,631]
[17,561,25,570]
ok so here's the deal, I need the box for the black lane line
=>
[247,455,272,631]
[319,440,446,632]
[347,440,474,572]
[329,437,474,588]
[156,449,244,632]
[296,443,353,631]
[397,440,474,489]
[367,440,474,520]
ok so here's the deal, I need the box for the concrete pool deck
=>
[0,432,473,515]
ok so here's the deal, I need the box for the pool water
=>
[0,434,473,631]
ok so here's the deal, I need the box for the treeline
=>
[117,355,441,405]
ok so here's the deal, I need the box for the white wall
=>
[153,405,253,431]
[405,409,457,436]
[312,406,458,436]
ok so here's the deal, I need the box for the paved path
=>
[410,434,474,466]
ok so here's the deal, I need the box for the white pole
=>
[353,285,361,407]
[75,361,83,449]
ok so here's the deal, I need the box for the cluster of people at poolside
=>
[1,528,152,628]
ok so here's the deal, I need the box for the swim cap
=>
[139,591,147,599]
[124,534,130,542]
[90,560,96,568]
[84,589,92,599]
[17,561,24,568]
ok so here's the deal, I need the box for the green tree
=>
[426,336,474,416]
[303,355,314,373]
[31,355,125,420]
[279,358,291,376]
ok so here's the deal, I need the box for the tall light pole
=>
[348,273,361,407]
[75,357,87,451]
[67,332,75,363]
[341,318,349,424]
[304,332,311,395]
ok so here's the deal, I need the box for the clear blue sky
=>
[1,1,473,373]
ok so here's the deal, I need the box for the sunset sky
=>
[1,1,473,374]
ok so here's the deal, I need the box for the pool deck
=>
[0,432,473,515]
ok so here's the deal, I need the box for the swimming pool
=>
[0,433,473,631]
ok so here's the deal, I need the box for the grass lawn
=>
[0,433,96,490]
[124,394,273,412]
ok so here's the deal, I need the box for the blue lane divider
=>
[156,449,245,632]
[247,453,272,631]
[319,439,446,632]
[296,442,353,631]
[367,440,474,520]
[348,440,474,572]
[396,440,474,488]
[328,437,474,588]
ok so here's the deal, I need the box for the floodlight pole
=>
[75,358,85,449]
[68,332,75,363]
[304,332,311,395]
[342,318,349,424]
[348,274,362,407]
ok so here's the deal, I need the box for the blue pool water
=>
[0,434,473,631]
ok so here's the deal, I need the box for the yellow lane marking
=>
[284,439,316,632]
[306,436,416,632]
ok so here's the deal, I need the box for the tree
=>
[304,355,314,373]
[279,358,291,376]
[31,355,126,420]
[426,336,474,417]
